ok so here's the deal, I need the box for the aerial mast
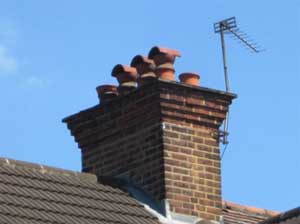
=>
[214,17,263,156]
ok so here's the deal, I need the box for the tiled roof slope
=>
[0,158,160,224]
[258,207,300,224]
[223,201,279,224]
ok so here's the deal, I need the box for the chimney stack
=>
[63,46,236,223]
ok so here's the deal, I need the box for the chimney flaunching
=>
[63,46,236,223]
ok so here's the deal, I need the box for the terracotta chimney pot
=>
[112,64,138,95]
[179,72,200,86]
[131,55,156,86]
[96,84,118,103]
[111,64,138,85]
[131,55,155,74]
[148,46,181,66]
[156,63,175,81]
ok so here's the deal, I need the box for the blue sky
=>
[0,0,299,212]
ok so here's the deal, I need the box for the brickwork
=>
[64,82,166,200]
[163,122,222,221]
[158,81,232,221]
[63,79,235,222]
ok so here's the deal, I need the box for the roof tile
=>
[0,158,160,224]
[223,201,279,224]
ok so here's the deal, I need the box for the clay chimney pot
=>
[96,84,118,95]
[131,55,155,75]
[179,72,200,86]
[96,84,118,103]
[111,64,138,84]
[156,63,175,81]
[148,46,181,66]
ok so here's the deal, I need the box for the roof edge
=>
[0,157,97,182]
[223,200,280,217]
[258,207,300,224]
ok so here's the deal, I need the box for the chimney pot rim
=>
[96,84,118,95]
[131,55,154,67]
[148,46,181,59]
[111,64,137,77]
[179,72,200,80]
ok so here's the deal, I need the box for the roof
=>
[0,158,160,224]
[0,157,292,224]
[222,201,279,224]
[258,207,300,224]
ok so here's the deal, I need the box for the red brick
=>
[63,80,234,221]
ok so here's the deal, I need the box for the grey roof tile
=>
[0,158,160,224]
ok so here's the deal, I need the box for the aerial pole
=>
[220,21,230,92]
[214,17,263,155]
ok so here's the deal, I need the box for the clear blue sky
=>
[0,1,299,212]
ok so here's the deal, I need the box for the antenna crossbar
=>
[227,27,259,53]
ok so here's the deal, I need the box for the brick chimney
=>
[63,46,236,223]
